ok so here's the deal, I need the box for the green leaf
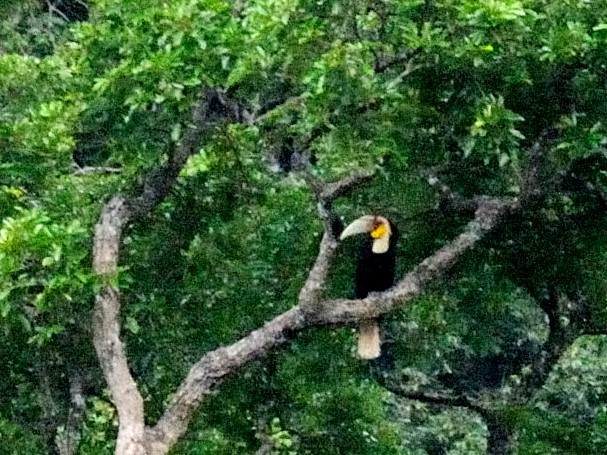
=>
[125,316,140,334]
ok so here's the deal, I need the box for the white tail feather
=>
[358,320,380,359]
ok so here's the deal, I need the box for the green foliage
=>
[465,94,525,167]
[3,0,607,453]
[539,336,607,423]
[268,417,296,453]
[502,405,602,454]
[0,415,45,455]
[395,404,486,455]
[0,206,92,341]
[78,397,118,455]
[0,53,84,190]
[175,427,245,455]
[0,1,68,56]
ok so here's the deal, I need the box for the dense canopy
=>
[3,0,607,454]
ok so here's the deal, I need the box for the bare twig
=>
[73,166,122,175]
[45,0,69,22]
[74,0,89,10]
[374,49,422,73]
[519,126,560,206]
[385,387,484,414]
[319,170,374,203]
[381,376,516,455]
[385,60,424,89]
[253,95,305,125]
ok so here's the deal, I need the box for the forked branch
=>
[92,89,231,455]
[92,90,537,455]
[148,195,514,454]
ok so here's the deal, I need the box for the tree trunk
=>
[484,412,514,455]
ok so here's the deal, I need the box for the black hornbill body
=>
[340,215,398,359]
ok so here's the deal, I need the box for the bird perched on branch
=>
[340,215,398,359]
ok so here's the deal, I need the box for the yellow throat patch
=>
[371,223,388,239]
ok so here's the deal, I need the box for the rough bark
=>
[93,180,512,455]
[92,88,516,455]
[56,369,87,455]
[144,196,513,454]
[93,198,146,455]
[312,197,511,325]
[148,307,307,454]
[92,89,231,455]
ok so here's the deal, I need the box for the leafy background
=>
[2,0,607,454]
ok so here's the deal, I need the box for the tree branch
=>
[298,170,375,307]
[384,386,483,413]
[56,368,87,455]
[45,0,69,22]
[318,170,374,203]
[129,89,227,219]
[92,87,544,455]
[149,171,372,453]
[312,197,513,324]
[146,195,514,454]
[92,89,226,455]
[519,126,560,206]
[374,49,422,73]
[73,166,122,175]
[382,382,515,455]
[382,379,517,455]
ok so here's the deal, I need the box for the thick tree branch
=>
[56,368,87,455]
[313,197,513,324]
[92,89,227,455]
[150,171,370,453]
[90,83,376,454]
[146,195,514,454]
[147,307,306,454]
[95,190,513,454]
[92,90,556,455]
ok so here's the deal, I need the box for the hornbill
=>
[340,215,398,359]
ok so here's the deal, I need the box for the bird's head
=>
[339,215,393,254]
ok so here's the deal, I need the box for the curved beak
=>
[340,215,375,240]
